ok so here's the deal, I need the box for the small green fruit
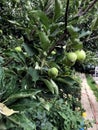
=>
[0,30,3,34]
[63,58,75,67]
[75,50,86,61]
[67,52,77,62]
[51,51,56,55]
[15,46,22,52]
[48,67,58,78]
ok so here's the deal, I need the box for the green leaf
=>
[79,30,91,38]
[8,20,21,26]
[0,56,4,64]
[43,102,51,111]
[50,79,59,95]
[2,76,17,100]
[38,31,50,51]
[28,67,39,82]
[0,67,4,82]
[41,79,54,94]
[70,38,83,50]
[8,113,36,130]
[30,10,50,29]
[10,99,41,111]
[54,0,63,20]
[67,25,79,39]
[91,16,98,31]
[56,77,74,86]
[4,89,41,103]
[23,43,35,57]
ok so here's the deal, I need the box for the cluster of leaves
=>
[0,0,97,129]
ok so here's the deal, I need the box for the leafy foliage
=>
[0,0,97,129]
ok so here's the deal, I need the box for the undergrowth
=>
[86,74,98,101]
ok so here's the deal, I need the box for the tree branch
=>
[3,58,14,67]
[86,35,98,42]
[69,0,98,22]
[65,0,70,30]
[48,0,70,55]
[48,33,67,55]
[78,0,98,16]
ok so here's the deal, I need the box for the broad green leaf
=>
[9,52,25,64]
[41,79,54,94]
[56,76,76,86]
[0,56,4,64]
[79,30,91,38]
[17,52,26,64]
[30,10,50,29]
[9,99,41,111]
[23,43,35,56]
[43,102,51,111]
[70,38,83,50]
[28,67,39,82]
[2,76,17,100]
[54,0,63,20]
[67,25,79,39]
[4,89,41,103]
[8,113,36,130]
[56,78,71,86]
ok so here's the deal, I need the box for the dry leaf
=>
[0,103,19,116]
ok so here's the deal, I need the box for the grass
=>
[86,74,98,101]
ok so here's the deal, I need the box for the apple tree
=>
[0,0,97,129]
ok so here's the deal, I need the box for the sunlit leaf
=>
[0,103,19,116]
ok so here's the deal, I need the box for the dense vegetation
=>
[0,0,98,129]
[86,74,98,101]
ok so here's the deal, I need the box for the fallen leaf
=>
[0,103,19,116]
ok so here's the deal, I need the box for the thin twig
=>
[78,0,98,16]
[3,58,14,67]
[69,0,98,22]
[86,35,98,42]
[78,0,85,15]
[48,33,67,55]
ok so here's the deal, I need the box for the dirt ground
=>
[80,73,98,130]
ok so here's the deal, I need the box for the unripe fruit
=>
[48,67,58,78]
[67,52,77,62]
[75,50,86,61]
[51,51,56,55]
[15,46,22,52]
[0,30,3,34]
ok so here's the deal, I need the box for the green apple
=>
[51,50,56,55]
[15,46,22,52]
[48,67,58,78]
[75,50,86,61]
[67,52,77,62]
[64,58,75,66]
